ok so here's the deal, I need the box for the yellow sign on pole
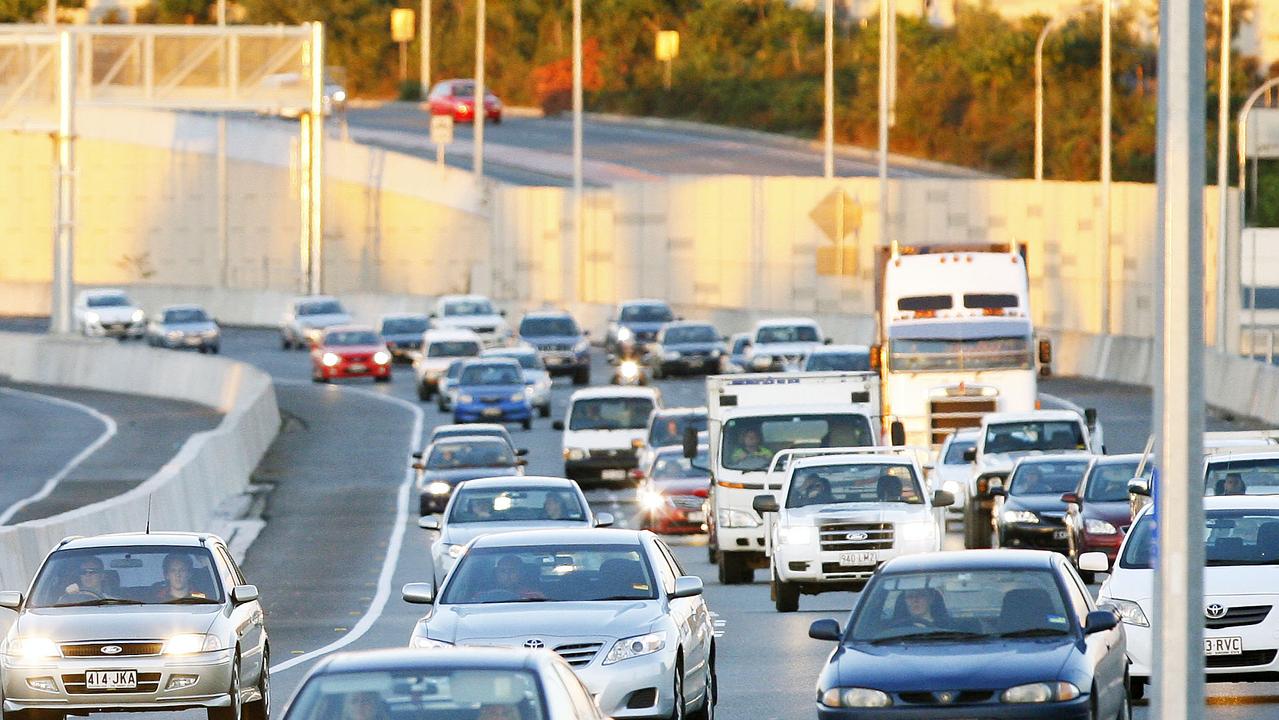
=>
[655,30,680,61]
[391,8,416,43]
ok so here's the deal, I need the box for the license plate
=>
[601,469,626,480]
[481,408,503,417]
[1205,637,1243,656]
[839,551,878,566]
[687,511,706,522]
[348,363,367,372]
[86,670,137,690]
[1053,529,1068,540]
[546,357,564,365]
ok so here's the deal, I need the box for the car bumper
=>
[577,649,678,719]
[659,356,718,373]
[774,540,936,585]
[1125,613,1279,680]
[1076,531,1123,561]
[2,649,235,713]
[815,695,1092,719]
[644,503,708,534]
[565,452,640,476]
[542,353,590,374]
[999,523,1068,552]
[85,323,144,338]
[157,335,218,349]
[317,361,392,379]
[454,402,531,423]
[716,525,766,555]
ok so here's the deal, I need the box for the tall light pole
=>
[1100,0,1112,335]
[572,0,583,301]
[472,0,485,182]
[1216,0,1231,349]
[1034,17,1061,181]
[823,0,834,179]
[46,0,55,24]
[52,31,76,334]
[879,0,895,255]
[419,0,430,98]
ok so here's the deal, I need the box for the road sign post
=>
[430,114,453,168]
[390,8,415,82]
[655,31,679,90]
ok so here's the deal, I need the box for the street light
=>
[472,0,484,182]
[1215,0,1232,349]
[1100,0,1112,335]
[1033,16,1062,181]
[879,0,895,255]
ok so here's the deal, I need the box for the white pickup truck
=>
[752,447,953,612]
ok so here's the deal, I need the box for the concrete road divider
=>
[0,332,279,589]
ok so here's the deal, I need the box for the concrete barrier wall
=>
[0,332,280,588]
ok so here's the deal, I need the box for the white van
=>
[554,386,663,487]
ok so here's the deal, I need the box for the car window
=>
[983,421,1086,453]
[325,331,379,346]
[288,668,546,720]
[427,441,515,469]
[1206,457,1279,496]
[648,412,707,447]
[460,363,522,386]
[943,439,976,464]
[1084,461,1147,502]
[298,300,344,316]
[380,317,428,335]
[568,397,655,431]
[756,325,819,343]
[804,352,870,371]
[663,325,717,344]
[1007,460,1090,496]
[443,299,495,316]
[721,414,874,471]
[163,308,208,323]
[428,341,481,358]
[87,294,130,308]
[28,546,225,607]
[1060,568,1091,627]
[215,546,247,587]
[786,463,923,508]
[520,316,579,336]
[731,336,750,354]
[448,487,585,523]
[651,450,711,481]
[1122,509,1279,568]
[441,544,656,604]
[619,304,673,322]
[445,360,467,380]
[647,541,678,595]
[654,539,687,577]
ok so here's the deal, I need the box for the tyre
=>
[539,404,551,418]
[436,395,447,412]
[689,651,716,720]
[375,374,391,383]
[1127,676,1145,702]
[419,496,431,517]
[417,381,431,402]
[717,553,752,585]
[311,374,323,384]
[668,662,685,720]
[964,504,991,549]
[522,418,532,431]
[707,542,718,564]
[211,345,221,355]
[573,367,590,386]
[198,346,208,354]
[653,364,665,380]
[243,648,270,720]
[773,573,799,613]
[208,658,241,720]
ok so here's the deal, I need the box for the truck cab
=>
[752,448,952,612]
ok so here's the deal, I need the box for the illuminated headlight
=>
[456,102,468,112]
[718,508,761,528]
[1000,681,1080,704]
[619,361,640,380]
[896,521,934,541]
[321,352,341,367]
[942,479,962,496]
[458,394,474,404]
[751,355,773,370]
[5,637,59,660]
[602,632,666,665]
[1084,518,1118,535]
[428,481,451,495]
[574,339,591,353]
[819,688,892,708]
[373,350,392,365]
[1100,598,1149,627]
[663,351,681,361]
[710,348,722,357]
[332,89,346,103]
[166,330,184,341]
[509,392,526,402]
[410,636,454,650]
[564,448,587,461]
[1003,510,1040,524]
[639,490,667,511]
[616,327,634,343]
[779,526,816,545]
[131,309,145,323]
[84,311,101,325]
[165,634,221,655]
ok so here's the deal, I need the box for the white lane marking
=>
[0,387,118,525]
[268,381,423,674]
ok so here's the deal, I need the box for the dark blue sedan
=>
[452,358,534,430]
[808,550,1128,719]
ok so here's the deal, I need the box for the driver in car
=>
[478,555,544,601]
[730,428,773,466]
[59,556,106,603]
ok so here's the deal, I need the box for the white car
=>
[554,386,663,487]
[483,345,553,418]
[935,428,979,516]
[280,295,352,349]
[431,294,512,348]
[753,448,952,612]
[1087,495,1279,701]
[73,288,145,339]
[413,328,483,401]
[801,344,871,372]
[742,317,828,372]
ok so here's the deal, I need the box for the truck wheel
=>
[718,553,752,585]
[773,574,799,613]
[573,367,590,386]
[964,505,991,549]
[417,382,431,402]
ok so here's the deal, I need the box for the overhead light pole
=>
[1100,0,1112,335]
[472,0,485,182]
[1236,76,1279,350]
[420,0,431,98]
[572,0,583,301]
[1034,16,1061,181]
[879,0,895,255]
[1216,0,1231,349]
[823,0,834,179]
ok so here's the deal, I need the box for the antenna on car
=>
[145,495,152,534]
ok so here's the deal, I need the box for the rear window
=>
[288,668,546,720]
[898,295,952,311]
[428,341,481,358]
[963,294,1019,309]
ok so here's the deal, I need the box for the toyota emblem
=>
[1205,604,1226,619]
[846,531,869,541]
[523,639,545,649]
[100,645,123,655]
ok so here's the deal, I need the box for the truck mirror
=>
[1084,407,1098,430]
[1037,338,1052,364]
[1128,477,1151,497]
[752,495,780,514]
[962,447,977,463]
[890,421,906,447]
[682,427,699,460]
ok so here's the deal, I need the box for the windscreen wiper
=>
[54,598,144,607]
[164,597,221,604]
[999,627,1071,639]
[868,630,990,644]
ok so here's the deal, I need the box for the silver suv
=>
[1,533,270,720]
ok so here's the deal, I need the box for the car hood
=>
[422,467,517,485]
[829,638,1076,692]
[297,313,351,328]
[1081,501,1131,525]
[526,336,583,348]
[427,600,663,644]
[652,478,711,496]
[1106,564,1279,603]
[751,342,818,357]
[786,503,932,524]
[161,321,218,334]
[1003,495,1069,516]
[440,520,592,547]
[17,605,221,641]
[663,342,722,354]
[89,307,140,322]
[563,429,647,449]
[435,316,506,331]
[325,344,385,355]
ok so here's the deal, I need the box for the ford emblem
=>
[100,645,123,655]
[846,531,869,541]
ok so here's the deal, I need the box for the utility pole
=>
[420,0,431,98]
[52,31,76,334]
[1100,0,1112,334]
[473,0,485,182]
[1216,0,1232,349]
[823,0,834,179]
[572,0,584,301]
[879,0,895,255]
[1033,18,1059,182]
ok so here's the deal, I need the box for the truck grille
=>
[62,673,162,694]
[819,522,894,551]
[929,394,998,445]
[61,642,163,658]
[671,496,705,509]
[555,642,603,668]
[818,564,878,581]
[1206,605,1272,629]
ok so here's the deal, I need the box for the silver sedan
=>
[404,528,716,720]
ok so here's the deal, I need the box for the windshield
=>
[1007,460,1090,496]
[756,325,819,344]
[519,316,579,337]
[619,304,673,323]
[849,570,1072,642]
[648,412,708,448]
[441,544,655,604]
[1206,457,1279,496]
[163,308,207,323]
[298,300,344,316]
[326,331,380,346]
[443,300,496,316]
[445,360,466,380]
[87,294,130,308]
[289,669,546,720]
[432,427,504,444]
[460,363,522,386]
[805,352,870,371]
[721,414,875,471]
[889,336,1032,372]
[486,352,542,370]
[731,336,750,354]
[664,325,717,344]
[1122,509,1279,568]
[29,546,224,608]
[427,341,481,358]
[983,421,1086,454]
[569,397,655,431]
[943,438,977,464]
[426,440,515,469]
[448,487,586,524]
[380,317,428,335]
[651,449,711,481]
[1085,461,1149,502]
[786,463,922,508]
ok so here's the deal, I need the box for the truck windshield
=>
[786,463,922,508]
[982,421,1085,454]
[889,336,1031,372]
[721,414,874,471]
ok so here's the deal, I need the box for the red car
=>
[635,445,710,534]
[426,79,503,123]
[311,325,393,383]
[1063,453,1147,582]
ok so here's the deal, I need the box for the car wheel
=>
[539,404,551,418]
[208,657,241,720]
[573,368,590,386]
[963,504,991,549]
[198,346,208,354]
[211,345,220,355]
[244,647,269,720]
[689,652,715,720]
[436,396,446,412]
[707,541,718,564]
[417,382,431,402]
[1127,676,1145,702]
[772,573,799,613]
[375,374,391,383]
[419,496,431,517]
[522,418,532,431]
[668,661,685,720]
[653,364,664,380]
[717,553,752,585]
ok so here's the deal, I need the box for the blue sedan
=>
[452,358,534,430]
[808,550,1128,719]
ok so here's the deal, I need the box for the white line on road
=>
[0,387,118,526]
[268,381,424,675]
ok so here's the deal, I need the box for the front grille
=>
[343,354,371,363]
[819,522,894,551]
[1207,606,1272,629]
[671,496,705,509]
[61,642,163,658]
[818,563,878,581]
[635,331,656,342]
[1206,649,1277,668]
[554,642,603,668]
[479,395,503,403]
[896,690,995,705]
[474,326,497,334]
[62,672,162,694]
[587,448,636,461]
[1036,513,1066,527]
[929,394,997,445]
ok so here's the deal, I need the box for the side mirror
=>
[808,618,842,641]
[1084,608,1119,634]
[1078,552,1111,573]
[552,420,565,431]
[962,447,977,463]
[988,485,1006,498]
[0,591,24,610]
[418,516,441,531]
[752,494,780,514]
[402,582,435,604]
[931,490,955,508]
[1084,407,1098,430]
[890,420,906,447]
[1060,492,1080,505]
[1128,477,1151,497]
[516,448,529,456]
[823,338,833,345]
[670,576,703,599]
[231,585,260,604]
[1037,338,1053,364]
[682,427,699,460]
[595,512,615,528]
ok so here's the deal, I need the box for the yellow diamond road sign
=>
[809,188,862,244]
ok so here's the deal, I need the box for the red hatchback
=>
[312,325,393,383]
[426,79,502,123]
[1063,453,1147,582]
[636,445,710,534]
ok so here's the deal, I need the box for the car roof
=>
[159,304,206,313]
[483,346,537,356]
[617,298,670,307]
[58,532,219,551]
[473,528,644,549]
[81,287,126,297]
[881,549,1058,575]
[430,435,512,447]
[944,428,981,442]
[1012,453,1095,466]
[652,406,707,418]
[318,647,540,674]
[439,294,492,303]
[753,317,820,327]
[984,410,1081,424]
[292,294,339,304]
[324,324,377,334]
[791,453,914,470]
[460,358,521,369]
[662,320,714,329]
[424,328,482,341]
[522,309,574,319]
[457,475,580,490]
[433,423,509,434]
[1206,450,1279,463]
[809,344,869,353]
[571,386,661,400]
[379,312,429,321]
[1089,453,1144,466]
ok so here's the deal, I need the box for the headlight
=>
[711,348,722,357]
[131,309,145,322]
[456,102,468,112]
[1084,518,1118,534]
[639,490,667,511]
[165,634,221,655]
[166,330,183,340]
[1000,681,1080,704]
[446,544,466,559]
[779,526,816,544]
[202,328,220,338]
[373,350,392,365]
[663,351,680,361]
[510,392,526,402]
[321,352,340,367]
[616,327,634,343]
[1100,598,1149,627]
[942,479,962,496]
[410,636,454,649]
[819,688,892,708]
[332,89,346,102]
[458,394,474,404]
[896,521,935,541]
[427,481,451,495]
[564,448,587,461]
[84,311,100,325]
[602,631,666,665]
[619,361,640,379]
[6,637,59,660]
[718,508,761,528]
[574,339,591,353]
[1003,510,1040,524]
[751,355,773,370]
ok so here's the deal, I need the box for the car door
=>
[1061,563,1124,716]
[652,539,710,696]
[215,545,265,684]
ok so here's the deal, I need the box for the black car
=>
[809,550,1128,719]
[991,456,1091,552]
[647,321,725,377]
[413,436,527,515]
[519,309,592,385]
[605,299,676,361]
[377,313,431,361]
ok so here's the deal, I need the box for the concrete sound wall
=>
[0,332,280,588]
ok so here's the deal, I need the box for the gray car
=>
[280,296,352,350]
[412,436,529,516]
[376,313,431,362]
[145,305,221,354]
[0,532,269,720]
[403,528,716,720]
